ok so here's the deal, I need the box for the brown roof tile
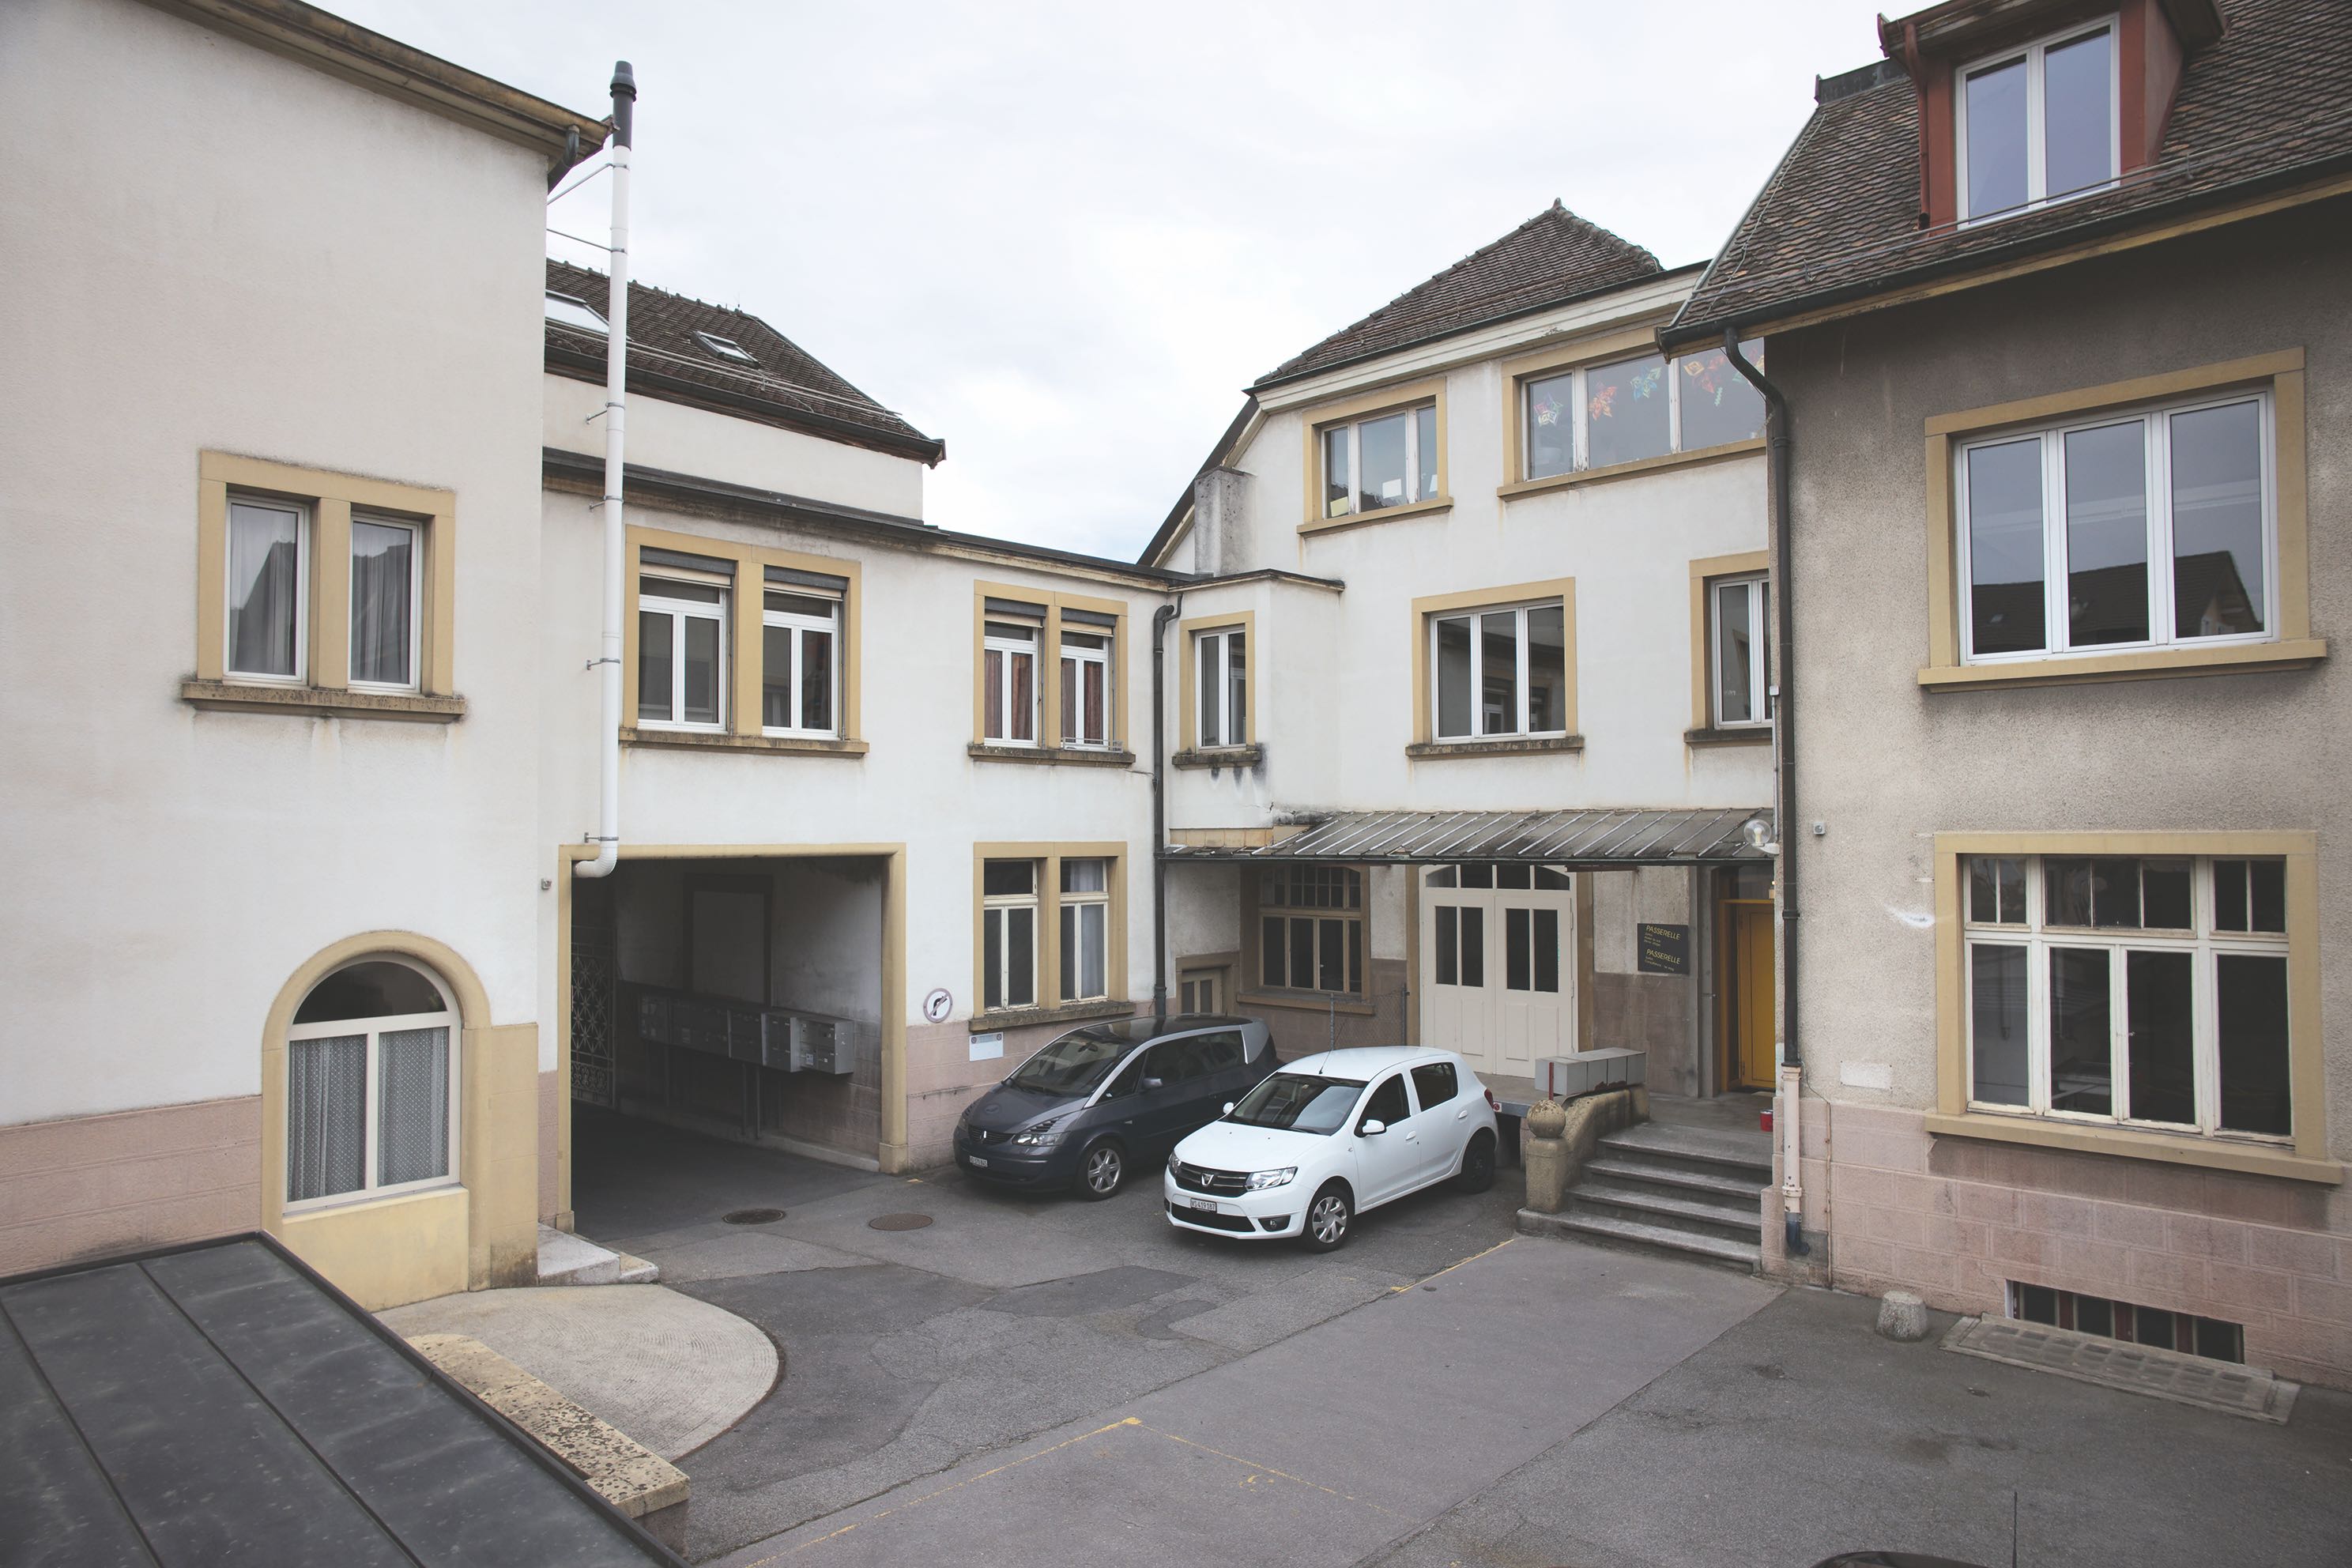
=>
[1253,202,1665,389]
[1667,0,2352,343]
[545,259,942,464]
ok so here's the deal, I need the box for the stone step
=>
[1569,1179,1762,1242]
[1581,1157,1766,1204]
[1518,1208,1762,1272]
[1598,1122,1773,1185]
[536,1223,659,1287]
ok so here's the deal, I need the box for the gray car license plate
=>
[1189,1197,1219,1214]
[968,1155,989,1168]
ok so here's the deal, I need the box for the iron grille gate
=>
[570,884,617,1108]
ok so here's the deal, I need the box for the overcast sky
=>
[341,2,1879,562]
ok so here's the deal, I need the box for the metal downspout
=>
[575,63,635,882]
[1150,599,1181,1020]
[1724,330,1807,1258]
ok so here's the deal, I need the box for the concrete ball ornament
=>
[1525,1098,1569,1140]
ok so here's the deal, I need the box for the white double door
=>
[1418,865,1576,1083]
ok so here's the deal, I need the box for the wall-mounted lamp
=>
[1740,816,1781,857]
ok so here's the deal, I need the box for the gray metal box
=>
[1534,1047,1647,1101]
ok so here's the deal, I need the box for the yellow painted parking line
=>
[1392,1233,1515,1291]
[1143,1424,1412,1521]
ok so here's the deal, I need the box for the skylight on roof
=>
[694,330,759,366]
[545,291,607,334]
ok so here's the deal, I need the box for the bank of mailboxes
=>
[1533,1046,1647,1101]
[633,986,860,1076]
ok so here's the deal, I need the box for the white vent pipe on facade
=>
[576,62,635,881]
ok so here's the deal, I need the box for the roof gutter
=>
[141,0,609,176]
[1722,330,1807,1261]
[1663,149,2352,351]
[542,345,947,466]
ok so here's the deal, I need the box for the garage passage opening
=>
[568,854,886,1211]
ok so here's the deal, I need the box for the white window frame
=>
[1058,858,1111,1003]
[1521,340,1766,481]
[760,587,840,738]
[1429,597,1570,741]
[982,618,1041,746]
[545,291,609,334]
[224,494,311,685]
[347,512,422,694]
[1709,572,1770,729]
[1196,626,1246,749]
[637,571,730,732]
[1321,402,1438,518]
[1955,389,2277,665]
[1178,967,1225,1014]
[1962,855,2290,1144]
[284,963,460,1213]
[1954,15,2121,224]
[982,860,1040,1012]
[1059,628,1113,750]
[694,330,758,364]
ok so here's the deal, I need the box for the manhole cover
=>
[868,1212,934,1231]
[722,1208,786,1226]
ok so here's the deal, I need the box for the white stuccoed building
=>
[0,1,1781,1312]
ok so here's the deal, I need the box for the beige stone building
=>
[1664,0,2352,1384]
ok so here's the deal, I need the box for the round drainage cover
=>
[722,1208,786,1226]
[868,1212,934,1231]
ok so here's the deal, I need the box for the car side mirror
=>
[1359,1119,1386,1136]
[1142,1076,1164,1092]
[1221,1102,1235,1116]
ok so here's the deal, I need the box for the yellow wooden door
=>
[1728,901,1777,1090]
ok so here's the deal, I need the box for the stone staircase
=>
[1525,1120,1773,1271]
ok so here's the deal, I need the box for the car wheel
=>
[1300,1182,1352,1251]
[1076,1139,1126,1200]
[1457,1130,1497,1194]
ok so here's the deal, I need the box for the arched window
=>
[286,959,457,1207]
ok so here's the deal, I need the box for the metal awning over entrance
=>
[1163,807,1770,868]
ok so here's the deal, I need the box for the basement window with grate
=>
[2011,1281,2244,1363]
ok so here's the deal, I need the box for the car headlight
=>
[1167,1151,1182,1174]
[1010,1118,1064,1147]
[1245,1167,1297,1192]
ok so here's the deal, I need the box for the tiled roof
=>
[1253,202,1665,390]
[1667,0,2352,343]
[545,259,943,464]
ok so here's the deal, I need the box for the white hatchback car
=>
[1162,1047,1500,1250]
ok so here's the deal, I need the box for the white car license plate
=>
[1189,1197,1221,1215]
[968,1155,989,1168]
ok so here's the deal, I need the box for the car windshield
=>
[1005,1029,1130,1096]
[1225,1071,1368,1135]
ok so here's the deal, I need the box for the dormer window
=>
[544,291,608,334]
[694,330,759,366]
[1958,18,2117,221]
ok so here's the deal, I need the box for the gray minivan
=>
[953,1015,1276,1199]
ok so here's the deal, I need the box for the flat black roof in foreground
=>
[0,1233,680,1567]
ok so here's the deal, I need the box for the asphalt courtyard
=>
[577,1112,2352,1568]
[571,1107,1551,1561]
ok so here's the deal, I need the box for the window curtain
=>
[228,504,300,677]
[288,1035,367,1201]
[349,521,413,685]
[377,1026,450,1186]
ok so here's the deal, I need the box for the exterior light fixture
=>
[1740,815,1781,857]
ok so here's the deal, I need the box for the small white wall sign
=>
[968,1031,1004,1062]
[922,986,953,1023]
